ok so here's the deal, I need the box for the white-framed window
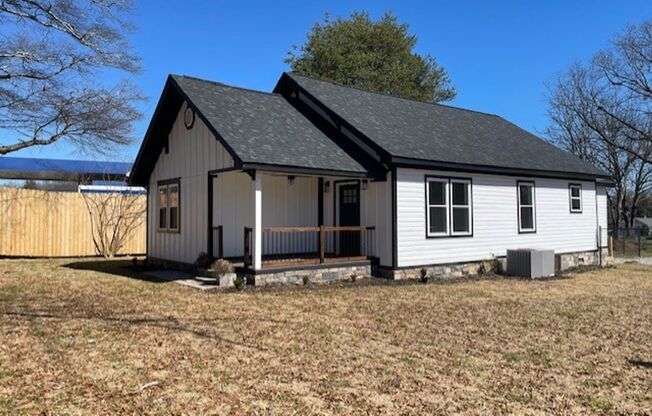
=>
[426,177,449,236]
[158,180,180,232]
[517,181,536,233]
[450,179,472,236]
[425,176,473,237]
[569,184,582,213]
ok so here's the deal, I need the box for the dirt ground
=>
[0,259,650,415]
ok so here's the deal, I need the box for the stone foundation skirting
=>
[376,249,609,280]
[247,264,371,287]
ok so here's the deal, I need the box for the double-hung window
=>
[569,184,582,213]
[426,176,472,237]
[517,181,536,233]
[451,179,472,236]
[427,178,449,236]
[158,180,180,232]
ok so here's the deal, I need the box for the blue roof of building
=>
[0,157,132,181]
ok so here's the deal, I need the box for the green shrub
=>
[302,275,310,286]
[350,273,357,282]
[234,275,245,290]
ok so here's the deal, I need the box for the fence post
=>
[623,231,626,257]
[608,235,613,257]
[638,232,642,257]
[319,225,325,263]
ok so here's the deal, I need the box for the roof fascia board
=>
[277,74,392,165]
[240,162,375,179]
[168,76,244,169]
[391,156,612,182]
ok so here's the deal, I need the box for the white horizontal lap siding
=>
[396,167,598,267]
[148,101,234,264]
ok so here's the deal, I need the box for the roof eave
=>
[390,156,613,182]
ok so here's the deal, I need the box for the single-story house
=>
[128,72,612,284]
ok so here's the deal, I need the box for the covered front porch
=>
[207,169,386,272]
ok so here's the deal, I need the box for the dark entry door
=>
[338,183,360,256]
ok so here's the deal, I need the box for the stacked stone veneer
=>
[377,249,609,280]
[248,264,371,286]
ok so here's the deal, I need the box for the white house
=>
[129,73,611,284]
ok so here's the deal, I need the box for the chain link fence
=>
[609,228,652,258]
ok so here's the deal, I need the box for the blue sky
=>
[12,0,652,162]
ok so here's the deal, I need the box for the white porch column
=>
[253,172,262,270]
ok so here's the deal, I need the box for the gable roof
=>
[129,75,368,185]
[635,217,652,228]
[282,72,610,180]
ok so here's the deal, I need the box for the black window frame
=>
[569,183,582,214]
[424,175,473,239]
[517,180,536,234]
[157,178,181,233]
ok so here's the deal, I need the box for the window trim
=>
[424,175,473,239]
[569,183,582,213]
[450,178,473,236]
[517,180,536,234]
[157,178,181,233]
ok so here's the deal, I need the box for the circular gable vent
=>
[183,106,195,129]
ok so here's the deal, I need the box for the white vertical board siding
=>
[322,177,393,266]
[212,173,319,257]
[597,186,608,247]
[396,167,599,267]
[147,102,234,264]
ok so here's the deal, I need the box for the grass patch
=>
[0,259,649,414]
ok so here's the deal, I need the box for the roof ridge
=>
[172,74,282,98]
[286,71,502,118]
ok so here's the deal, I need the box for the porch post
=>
[253,172,262,270]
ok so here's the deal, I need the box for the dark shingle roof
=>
[287,73,608,178]
[172,75,366,174]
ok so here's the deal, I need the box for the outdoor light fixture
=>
[288,175,295,185]
[324,181,330,193]
[361,180,368,190]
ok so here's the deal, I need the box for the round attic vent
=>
[183,106,195,129]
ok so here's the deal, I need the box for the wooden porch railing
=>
[243,225,375,268]
[210,225,223,259]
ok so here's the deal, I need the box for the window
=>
[451,179,472,235]
[569,184,582,213]
[425,176,472,237]
[158,180,180,232]
[518,181,536,233]
[426,178,448,236]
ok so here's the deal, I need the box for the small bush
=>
[350,273,357,283]
[234,275,245,290]
[302,275,310,286]
[132,257,138,267]
[480,254,498,275]
[194,252,213,268]
[420,267,429,283]
[211,259,234,277]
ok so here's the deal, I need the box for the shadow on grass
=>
[629,359,652,369]
[62,259,170,283]
[3,307,263,352]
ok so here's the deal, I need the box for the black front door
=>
[338,183,360,256]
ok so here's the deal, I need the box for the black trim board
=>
[393,157,611,182]
[240,162,371,178]
[129,76,244,187]
[391,166,398,269]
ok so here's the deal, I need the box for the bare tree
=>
[588,21,652,163]
[547,62,652,233]
[0,0,143,155]
[81,188,145,258]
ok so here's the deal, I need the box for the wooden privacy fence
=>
[0,187,146,257]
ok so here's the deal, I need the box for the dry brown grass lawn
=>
[0,259,651,415]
